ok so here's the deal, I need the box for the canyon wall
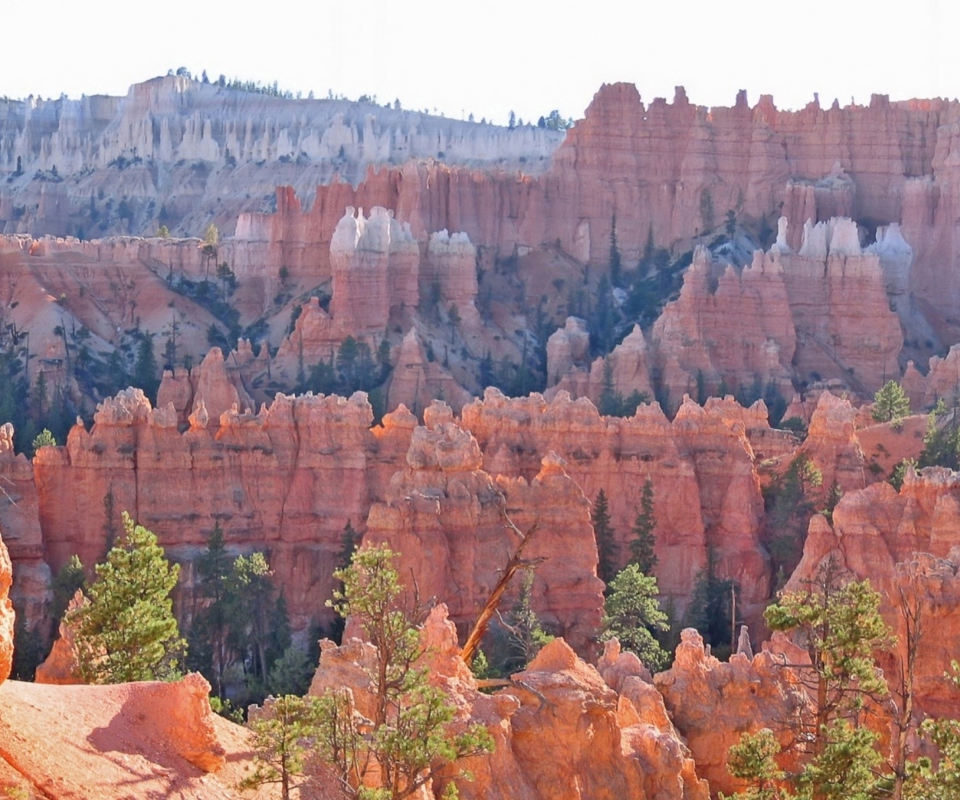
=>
[786,467,960,715]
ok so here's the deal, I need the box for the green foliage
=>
[156,224,170,238]
[68,512,185,683]
[316,544,495,799]
[609,218,623,288]
[598,358,649,417]
[537,110,573,131]
[685,549,737,657]
[592,489,618,586]
[764,454,823,575]
[762,559,890,800]
[133,332,159,402]
[728,562,891,800]
[920,399,960,470]
[31,428,56,452]
[505,571,554,671]
[873,380,910,427]
[267,645,314,697]
[11,613,44,681]
[889,458,917,492]
[628,478,658,575]
[601,564,670,671]
[723,729,785,800]
[241,694,323,800]
[50,554,85,625]
[900,661,960,799]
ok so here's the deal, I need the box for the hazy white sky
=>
[4,0,957,124]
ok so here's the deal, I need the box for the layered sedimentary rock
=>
[0,423,49,636]
[330,206,420,334]
[461,389,772,624]
[309,604,708,800]
[786,467,960,715]
[646,218,902,408]
[156,347,255,424]
[364,419,604,651]
[651,246,795,407]
[655,628,810,796]
[33,387,379,635]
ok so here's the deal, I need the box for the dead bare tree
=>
[460,498,541,666]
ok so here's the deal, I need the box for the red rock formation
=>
[0,674,257,798]
[786,467,960,715]
[548,324,654,406]
[34,590,85,685]
[797,391,868,492]
[385,329,475,415]
[363,419,604,652]
[0,423,50,634]
[651,247,795,408]
[157,347,255,424]
[461,389,772,624]
[654,628,810,796]
[0,529,13,684]
[330,206,420,335]
[309,604,708,800]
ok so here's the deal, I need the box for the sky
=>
[3,0,958,125]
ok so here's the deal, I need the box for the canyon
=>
[4,72,960,798]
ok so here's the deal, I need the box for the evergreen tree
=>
[501,570,554,672]
[242,694,323,800]
[133,332,159,401]
[685,548,737,656]
[750,557,891,800]
[629,478,658,575]
[310,543,494,799]
[190,522,233,698]
[68,512,185,683]
[609,217,622,288]
[873,380,911,427]
[50,554,85,626]
[600,564,670,671]
[592,489,618,586]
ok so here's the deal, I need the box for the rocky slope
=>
[309,604,708,800]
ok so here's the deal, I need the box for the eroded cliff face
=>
[654,629,810,796]
[0,75,562,239]
[309,604,708,800]
[364,417,604,652]
[786,467,960,715]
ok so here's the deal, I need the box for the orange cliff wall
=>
[3,385,884,649]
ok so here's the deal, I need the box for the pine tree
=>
[600,564,669,671]
[242,694,323,800]
[68,512,185,683]
[311,543,494,798]
[629,478,658,575]
[761,557,890,800]
[133,333,159,401]
[873,380,910,427]
[592,489,618,586]
[191,522,232,698]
